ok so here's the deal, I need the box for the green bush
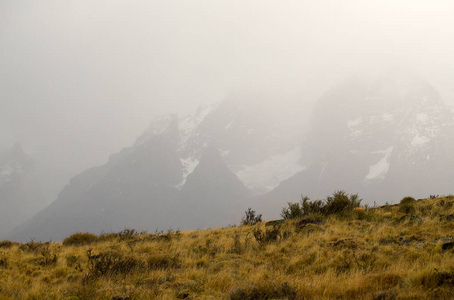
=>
[324,190,362,215]
[301,196,324,215]
[399,196,416,214]
[241,208,262,225]
[281,191,362,219]
[63,233,98,246]
[400,204,416,214]
[281,202,303,220]
[400,196,416,206]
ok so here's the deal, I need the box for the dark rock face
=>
[9,114,254,242]
[178,147,252,229]
[0,143,46,238]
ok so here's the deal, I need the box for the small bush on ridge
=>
[63,233,98,246]
[281,202,304,220]
[0,240,17,249]
[281,190,362,219]
[241,208,262,226]
[399,196,416,214]
[400,196,416,206]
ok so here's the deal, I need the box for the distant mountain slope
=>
[0,143,46,238]
[9,104,257,241]
[260,69,454,218]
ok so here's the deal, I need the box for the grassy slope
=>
[1,196,454,299]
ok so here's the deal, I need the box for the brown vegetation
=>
[1,195,454,299]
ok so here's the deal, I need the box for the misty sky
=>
[1,0,454,198]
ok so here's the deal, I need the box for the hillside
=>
[1,194,454,299]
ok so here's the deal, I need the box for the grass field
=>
[1,194,454,299]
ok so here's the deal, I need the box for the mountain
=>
[260,69,454,218]
[10,94,307,241]
[10,69,454,240]
[0,143,47,238]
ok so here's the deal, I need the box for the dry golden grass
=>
[1,196,454,299]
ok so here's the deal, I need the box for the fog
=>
[1,0,454,200]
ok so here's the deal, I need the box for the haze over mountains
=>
[5,68,454,242]
[0,143,47,237]
[261,69,454,216]
[7,92,307,241]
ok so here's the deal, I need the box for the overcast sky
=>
[1,0,454,196]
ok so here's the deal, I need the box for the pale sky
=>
[1,0,454,197]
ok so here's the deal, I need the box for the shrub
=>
[301,195,325,215]
[32,245,58,266]
[241,208,262,226]
[0,240,17,249]
[281,191,362,219]
[281,202,303,220]
[19,240,48,254]
[253,225,280,245]
[86,250,143,278]
[399,196,416,214]
[324,190,362,215]
[117,228,139,241]
[400,196,416,205]
[63,233,98,246]
[400,204,416,214]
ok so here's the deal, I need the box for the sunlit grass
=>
[1,196,454,299]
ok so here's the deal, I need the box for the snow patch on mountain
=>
[235,146,305,194]
[411,134,430,147]
[348,117,363,128]
[364,147,393,181]
[194,102,220,124]
[0,163,24,184]
[177,157,199,189]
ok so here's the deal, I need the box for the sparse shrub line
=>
[281,190,362,220]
